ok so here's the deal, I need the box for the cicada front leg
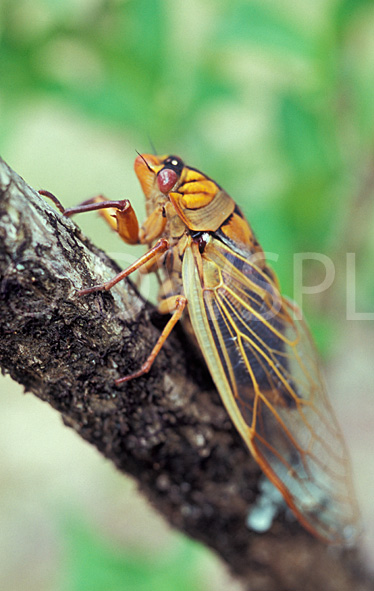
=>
[39,189,183,385]
[39,191,139,245]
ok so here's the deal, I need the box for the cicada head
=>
[134,153,236,233]
[134,153,166,198]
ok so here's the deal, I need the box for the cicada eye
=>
[157,156,184,194]
[157,167,178,194]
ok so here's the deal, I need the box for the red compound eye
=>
[157,168,178,194]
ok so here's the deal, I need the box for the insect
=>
[40,153,360,544]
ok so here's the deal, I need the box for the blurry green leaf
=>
[60,517,202,591]
[278,95,338,178]
[351,75,374,143]
[276,93,344,250]
[114,0,164,75]
[56,76,152,129]
[242,201,295,293]
[218,2,314,57]
[335,0,374,31]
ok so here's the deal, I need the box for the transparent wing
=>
[182,239,360,544]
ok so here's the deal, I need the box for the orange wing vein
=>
[182,238,360,544]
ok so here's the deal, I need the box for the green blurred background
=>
[1,0,374,589]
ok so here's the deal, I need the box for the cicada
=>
[41,153,360,544]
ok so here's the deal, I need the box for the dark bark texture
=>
[0,156,372,591]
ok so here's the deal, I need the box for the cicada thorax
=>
[167,170,235,233]
[135,154,263,251]
[135,154,262,301]
[135,153,276,320]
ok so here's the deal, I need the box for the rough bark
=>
[0,156,372,591]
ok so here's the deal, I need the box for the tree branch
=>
[0,156,372,591]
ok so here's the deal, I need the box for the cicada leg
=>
[39,191,139,245]
[115,295,187,385]
[39,189,182,385]
[38,189,66,213]
[77,237,170,296]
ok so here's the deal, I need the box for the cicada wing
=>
[182,240,360,544]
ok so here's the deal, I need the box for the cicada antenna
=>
[135,150,156,173]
